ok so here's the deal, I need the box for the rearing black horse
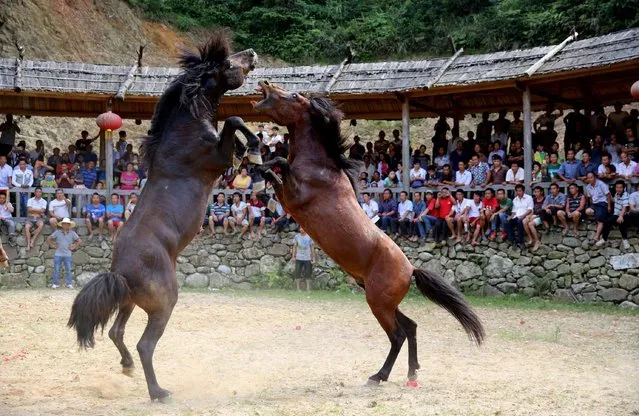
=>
[68,34,259,401]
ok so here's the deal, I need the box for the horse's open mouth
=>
[251,81,271,109]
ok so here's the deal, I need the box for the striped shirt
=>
[568,195,583,212]
[613,192,629,216]
[208,202,230,217]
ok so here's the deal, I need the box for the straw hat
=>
[58,218,76,227]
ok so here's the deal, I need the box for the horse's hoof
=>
[157,394,172,404]
[405,380,419,388]
[151,388,172,403]
[122,366,134,377]
[366,378,381,387]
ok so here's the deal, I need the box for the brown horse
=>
[254,81,484,385]
[68,34,258,401]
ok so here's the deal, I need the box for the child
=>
[46,218,81,289]
[533,143,547,165]
[291,227,316,292]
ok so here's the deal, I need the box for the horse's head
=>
[253,81,311,126]
[179,33,257,113]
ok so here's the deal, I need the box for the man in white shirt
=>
[454,161,472,187]
[615,151,637,179]
[628,183,639,229]
[48,188,72,228]
[466,191,484,245]
[265,126,283,154]
[447,189,471,242]
[0,155,13,188]
[25,187,47,251]
[409,162,426,187]
[396,191,413,237]
[12,158,34,217]
[503,184,533,249]
[0,192,16,235]
[228,192,249,239]
[584,171,612,243]
[361,192,379,220]
[505,161,525,184]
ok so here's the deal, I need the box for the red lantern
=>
[96,111,123,139]
[632,80,639,100]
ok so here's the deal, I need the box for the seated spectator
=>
[40,169,57,189]
[120,144,137,164]
[119,162,139,190]
[56,163,75,188]
[68,144,77,164]
[48,189,71,229]
[541,183,568,233]
[383,170,402,188]
[493,189,513,242]
[623,126,638,161]
[84,145,98,164]
[577,150,597,180]
[410,191,425,241]
[591,135,604,167]
[85,192,106,241]
[396,191,413,238]
[504,184,533,249]
[370,171,384,188]
[447,189,470,243]
[378,188,398,234]
[573,141,584,161]
[228,192,249,239]
[363,154,376,178]
[424,165,440,186]
[56,153,73,175]
[207,192,230,235]
[616,151,637,180]
[410,162,426,187]
[598,153,617,181]
[481,188,499,239]
[488,155,508,185]
[531,162,543,183]
[533,143,547,165]
[487,142,505,167]
[468,154,489,188]
[432,187,454,244]
[597,180,631,249]
[377,153,390,178]
[557,150,580,183]
[106,193,125,242]
[547,153,561,181]
[0,192,16,236]
[455,161,472,186]
[628,183,639,226]
[32,160,54,187]
[605,134,621,164]
[413,145,431,168]
[248,192,268,240]
[80,161,98,189]
[270,195,291,236]
[467,191,483,246]
[549,142,564,163]
[564,183,586,237]
[584,172,612,244]
[508,140,525,165]
[472,143,488,164]
[439,164,455,186]
[414,191,438,241]
[25,187,47,251]
[232,167,252,190]
[433,147,449,172]
[361,192,379,220]
[505,161,524,184]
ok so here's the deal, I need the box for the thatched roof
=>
[0,28,638,120]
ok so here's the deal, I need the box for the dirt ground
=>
[0,290,637,416]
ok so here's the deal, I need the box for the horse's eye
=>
[292,93,298,99]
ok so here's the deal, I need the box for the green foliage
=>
[250,272,295,290]
[127,0,639,64]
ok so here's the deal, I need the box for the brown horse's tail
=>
[67,272,130,349]
[413,269,485,345]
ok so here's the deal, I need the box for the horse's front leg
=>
[255,157,290,189]
[218,116,260,161]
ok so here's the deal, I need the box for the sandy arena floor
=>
[0,290,637,416]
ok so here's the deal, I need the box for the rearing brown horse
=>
[68,34,259,401]
[254,81,484,385]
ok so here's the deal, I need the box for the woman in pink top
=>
[119,162,139,190]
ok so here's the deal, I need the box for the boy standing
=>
[291,227,316,292]
[46,218,81,289]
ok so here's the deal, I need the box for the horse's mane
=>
[141,33,232,169]
[308,96,362,194]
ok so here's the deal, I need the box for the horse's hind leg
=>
[366,297,406,385]
[137,308,174,401]
[108,302,135,375]
[396,310,420,381]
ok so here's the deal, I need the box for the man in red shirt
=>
[488,155,508,185]
[432,187,455,244]
[481,187,499,238]
[248,192,268,240]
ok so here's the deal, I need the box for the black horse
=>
[68,34,259,401]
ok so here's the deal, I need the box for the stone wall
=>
[1,221,638,308]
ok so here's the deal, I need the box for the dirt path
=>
[1,290,637,416]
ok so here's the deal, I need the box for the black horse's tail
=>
[413,269,485,345]
[67,272,130,349]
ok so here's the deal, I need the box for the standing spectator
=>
[56,163,75,189]
[492,110,511,148]
[433,147,449,172]
[523,186,546,251]
[488,141,506,167]
[533,143,547,165]
[557,150,580,183]
[47,148,62,169]
[81,161,98,189]
[374,131,390,155]
[550,142,564,163]
[590,135,604,167]
[564,183,586,237]
[0,155,13,188]
[119,162,139,190]
[622,127,638,161]
[291,227,316,292]
[616,151,637,180]
[454,161,472,186]
[605,134,621,164]
[598,180,631,249]
[84,145,98,164]
[540,183,568,233]
[85,192,106,241]
[12,158,34,217]
[396,191,413,238]
[546,153,561,181]
[25,187,46,251]
[67,145,77,164]
[378,188,398,234]
[361,192,378,220]
[248,192,267,240]
[409,162,426,187]
[577,151,597,180]
[106,193,124,242]
[264,127,282,155]
[447,189,470,243]
[507,140,524,165]
[467,191,483,246]
[362,155,376,179]
[481,188,499,239]
[504,184,533,249]
[505,161,524,184]
[0,114,20,157]
[232,167,252,190]
[509,110,523,144]
[534,106,563,149]
[0,192,15,236]
[207,192,230,235]
[598,153,617,181]
[414,145,431,168]
[254,124,268,144]
[607,102,630,139]
[432,117,450,152]
[475,112,493,148]
[584,172,612,244]
[349,136,365,160]
[33,160,54,187]
[590,106,607,136]
[433,187,454,244]
[563,107,590,148]
[75,130,99,154]
[449,141,467,172]
[29,140,45,163]
[391,129,403,155]
[115,131,128,161]
[229,192,249,239]
[48,189,71,228]
[364,142,375,161]
[488,155,508,185]
[46,218,81,289]
[469,154,489,187]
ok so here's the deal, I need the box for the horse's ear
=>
[200,32,232,65]
[309,98,331,124]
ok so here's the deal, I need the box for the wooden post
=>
[99,130,105,164]
[523,85,533,190]
[105,130,114,194]
[401,98,411,192]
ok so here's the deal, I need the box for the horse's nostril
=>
[264,81,270,85]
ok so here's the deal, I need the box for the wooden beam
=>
[523,85,533,190]
[115,45,146,101]
[324,46,354,93]
[426,48,464,89]
[526,31,578,77]
[408,99,442,115]
[515,81,582,107]
[14,40,24,93]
